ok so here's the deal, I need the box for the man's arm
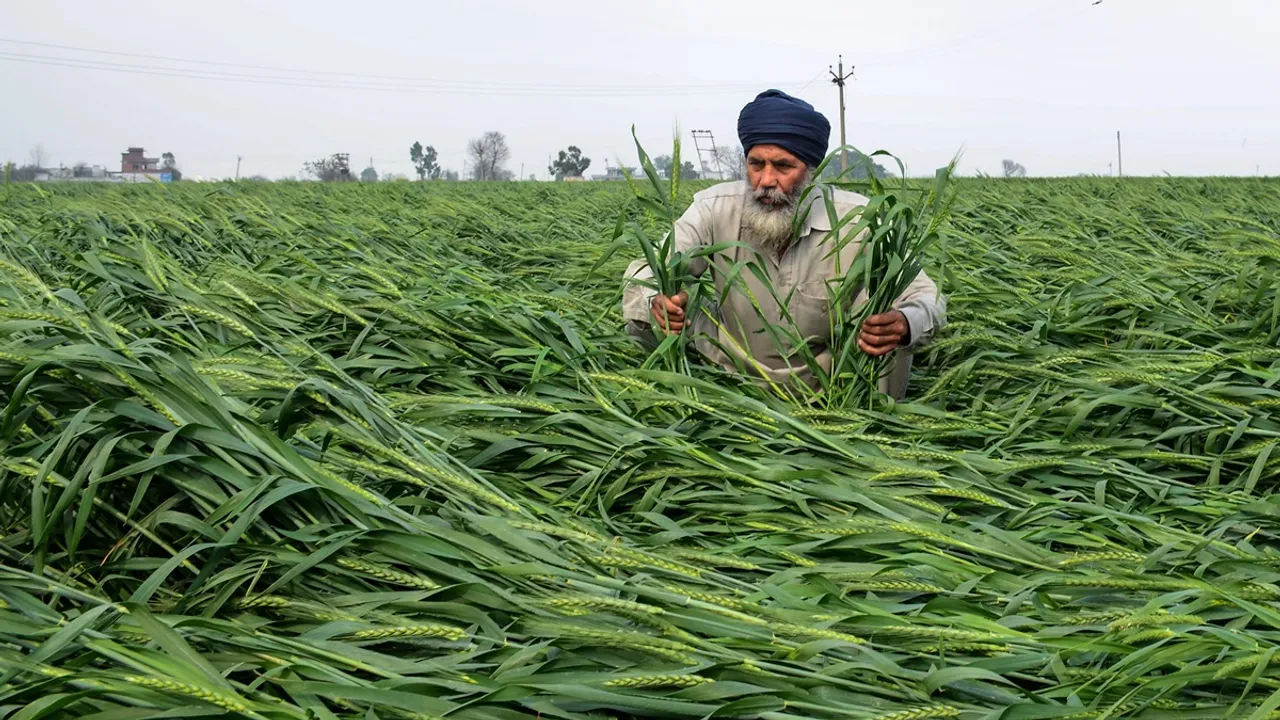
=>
[892,269,946,349]
[621,199,713,328]
[856,270,946,356]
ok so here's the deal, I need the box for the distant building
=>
[35,165,120,183]
[27,147,174,183]
[121,147,160,173]
[118,147,174,183]
[590,166,636,181]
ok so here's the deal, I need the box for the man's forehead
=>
[747,145,801,163]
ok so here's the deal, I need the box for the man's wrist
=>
[897,306,926,348]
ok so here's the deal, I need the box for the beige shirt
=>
[621,181,946,398]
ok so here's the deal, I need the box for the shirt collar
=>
[800,188,833,233]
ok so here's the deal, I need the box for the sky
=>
[1,0,1277,180]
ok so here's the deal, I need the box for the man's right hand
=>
[650,290,689,334]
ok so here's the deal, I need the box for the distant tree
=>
[72,162,93,178]
[819,150,889,180]
[160,152,183,181]
[712,146,746,180]
[410,142,441,180]
[467,131,511,181]
[653,155,674,178]
[8,164,38,182]
[246,175,272,182]
[27,145,48,170]
[302,154,353,182]
[650,155,698,179]
[360,166,379,182]
[549,145,591,180]
[529,174,537,181]
[1002,159,1027,178]
[443,169,460,181]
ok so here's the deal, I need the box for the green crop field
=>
[2,174,1280,719]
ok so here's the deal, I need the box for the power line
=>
[798,69,826,91]
[858,0,1086,69]
[0,38,808,94]
[0,52,820,98]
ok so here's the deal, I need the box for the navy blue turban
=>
[737,89,831,168]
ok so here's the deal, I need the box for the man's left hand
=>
[857,310,910,357]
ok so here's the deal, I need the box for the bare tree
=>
[713,146,747,180]
[1001,159,1027,178]
[467,131,511,181]
[27,145,48,170]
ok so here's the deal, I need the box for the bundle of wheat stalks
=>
[2,163,1280,719]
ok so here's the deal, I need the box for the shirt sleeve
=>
[620,198,714,324]
[892,268,947,349]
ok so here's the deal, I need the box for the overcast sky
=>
[1,0,1276,180]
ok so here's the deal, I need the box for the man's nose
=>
[758,166,778,188]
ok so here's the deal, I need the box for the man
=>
[621,89,946,400]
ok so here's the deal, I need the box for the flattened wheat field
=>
[3,172,1280,720]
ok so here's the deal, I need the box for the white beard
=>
[742,201,796,253]
[741,168,813,254]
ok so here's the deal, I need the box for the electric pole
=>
[690,130,724,179]
[1116,131,1123,177]
[235,155,242,181]
[829,55,854,174]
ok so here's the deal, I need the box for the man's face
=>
[741,145,813,251]
[746,145,809,205]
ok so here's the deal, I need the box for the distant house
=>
[118,147,173,183]
[590,166,637,181]
[34,165,119,183]
[121,147,160,173]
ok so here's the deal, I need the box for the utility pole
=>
[520,162,524,181]
[1116,131,1123,177]
[690,130,723,179]
[235,155,242,181]
[829,55,855,174]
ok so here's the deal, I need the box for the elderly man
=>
[621,89,946,399]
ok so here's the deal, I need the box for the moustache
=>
[750,186,794,211]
